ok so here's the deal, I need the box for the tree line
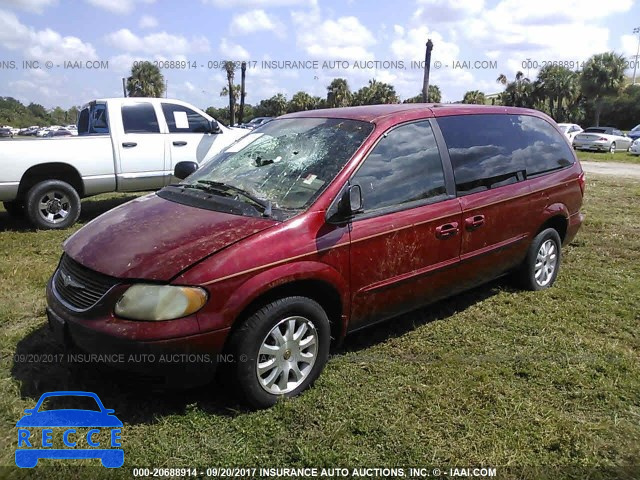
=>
[0,97,79,128]
[3,51,636,129]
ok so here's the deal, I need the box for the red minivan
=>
[46,104,585,408]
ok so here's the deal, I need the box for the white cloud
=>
[0,0,57,13]
[413,0,484,23]
[203,0,314,7]
[230,10,284,37]
[0,9,97,62]
[86,0,155,14]
[105,28,210,55]
[390,25,460,62]
[621,34,640,58]
[219,38,250,60]
[292,13,376,60]
[139,14,158,29]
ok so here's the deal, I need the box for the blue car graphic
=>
[15,391,123,468]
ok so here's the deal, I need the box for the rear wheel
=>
[25,180,81,229]
[226,296,330,409]
[609,142,616,153]
[516,228,562,291]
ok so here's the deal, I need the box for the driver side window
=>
[352,121,447,214]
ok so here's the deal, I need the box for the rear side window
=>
[161,103,210,133]
[78,104,109,135]
[352,121,447,213]
[122,103,160,134]
[438,114,573,195]
[438,114,526,195]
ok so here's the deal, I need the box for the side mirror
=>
[23,408,35,414]
[174,161,199,180]
[207,120,221,134]
[329,184,363,223]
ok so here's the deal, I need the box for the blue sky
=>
[0,0,639,110]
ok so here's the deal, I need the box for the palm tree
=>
[580,52,627,126]
[326,78,351,108]
[403,85,441,103]
[126,62,165,97]
[288,91,318,112]
[352,79,399,105]
[462,90,486,104]
[496,71,534,108]
[222,61,236,125]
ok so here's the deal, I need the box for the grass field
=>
[575,150,640,164]
[0,178,639,479]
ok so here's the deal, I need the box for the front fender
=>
[226,260,349,321]
[196,261,350,335]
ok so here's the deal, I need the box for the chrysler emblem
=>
[60,272,85,289]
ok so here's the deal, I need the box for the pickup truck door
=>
[116,102,166,191]
[160,103,234,185]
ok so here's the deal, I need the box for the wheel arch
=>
[18,163,84,200]
[537,208,569,244]
[222,262,349,349]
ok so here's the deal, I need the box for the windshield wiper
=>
[174,180,273,217]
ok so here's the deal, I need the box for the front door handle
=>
[122,142,137,148]
[464,215,485,231]
[435,222,459,239]
[172,141,188,146]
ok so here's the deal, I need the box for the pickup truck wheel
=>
[26,180,81,230]
[3,201,24,218]
[227,296,330,409]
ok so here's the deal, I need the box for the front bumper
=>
[46,278,230,385]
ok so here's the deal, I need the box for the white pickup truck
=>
[0,97,248,229]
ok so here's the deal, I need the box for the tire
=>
[609,142,616,154]
[3,200,24,218]
[226,296,331,409]
[516,228,562,291]
[25,180,81,230]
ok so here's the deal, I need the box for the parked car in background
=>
[65,125,78,136]
[557,123,583,142]
[0,97,249,229]
[46,128,74,137]
[10,127,19,136]
[572,127,633,153]
[20,126,40,136]
[241,116,273,129]
[35,127,50,137]
[0,127,13,138]
[46,104,585,408]
[630,139,640,156]
[627,124,640,141]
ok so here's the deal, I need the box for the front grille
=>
[53,254,119,310]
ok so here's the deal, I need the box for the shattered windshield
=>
[187,117,374,210]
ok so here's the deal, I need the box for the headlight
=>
[115,285,208,321]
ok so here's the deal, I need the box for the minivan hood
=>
[63,194,277,281]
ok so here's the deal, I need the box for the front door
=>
[348,120,462,332]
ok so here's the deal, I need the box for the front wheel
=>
[516,228,562,291]
[609,142,616,154]
[227,296,331,409]
[25,180,81,229]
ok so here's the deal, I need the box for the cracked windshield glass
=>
[187,118,374,210]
